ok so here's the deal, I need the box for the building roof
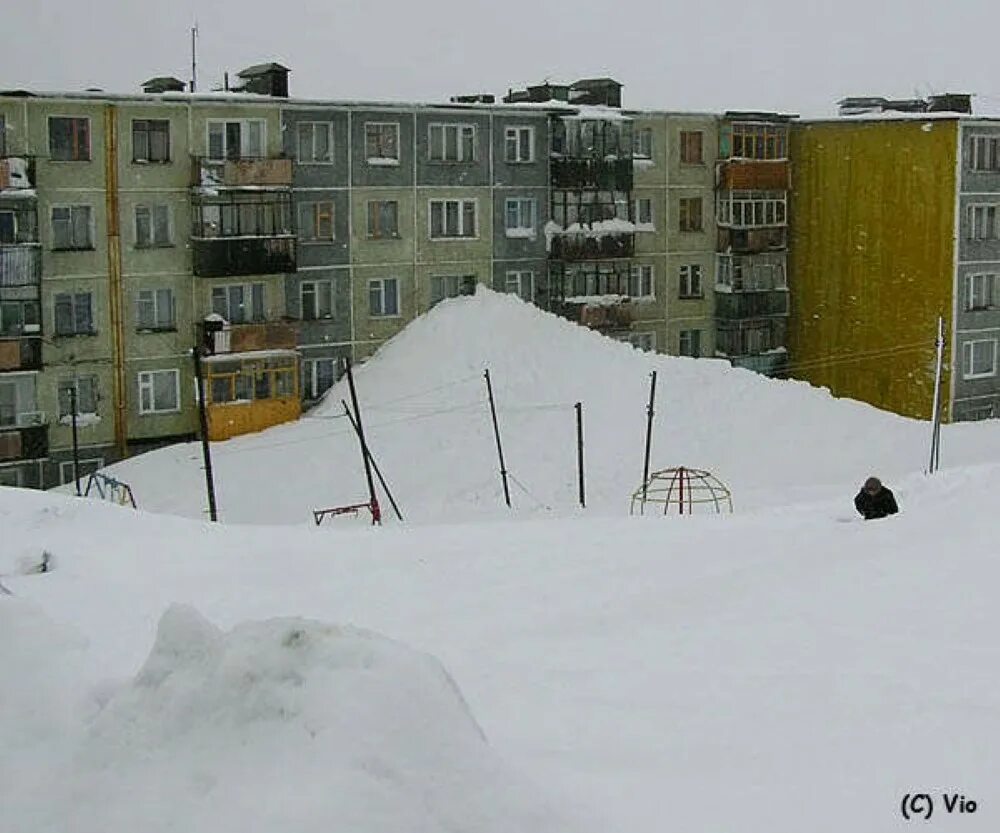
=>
[237,63,290,78]
[142,76,185,87]
[571,77,623,90]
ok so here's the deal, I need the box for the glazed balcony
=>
[0,421,48,462]
[0,156,36,193]
[0,246,41,287]
[549,231,635,261]
[717,227,787,254]
[550,157,633,190]
[199,320,298,356]
[0,337,42,372]
[716,159,789,191]
[192,156,292,190]
[716,290,789,320]
[191,236,296,277]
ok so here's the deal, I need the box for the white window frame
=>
[138,369,181,415]
[504,126,535,163]
[206,119,266,161]
[210,283,266,324]
[368,277,400,318]
[300,279,334,320]
[298,201,335,242]
[365,122,400,166]
[633,127,653,159]
[134,204,172,248]
[963,339,998,380]
[679,264,703,299]
[297,121,334,164]
[57,374,98,418]
[966,272,997,311]
[503,270,534,301]
[504,197,536,238]
[679,329,702,358]
[429,199,478,240]
[428,123,477,162]
[303,357,338,400]
[634,197,654,229]
[969,135,1000,172]
[628,265,655,299]
[136,287,176,331]
[968,204,1000,240]
[51,204,94,250]
[131,119,171,164]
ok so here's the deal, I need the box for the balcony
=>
[0,246,41,287]
[549,231,635,261]
[0,421,48,462]
[716,290,789,320]
[192,156,293,190]
[716,160,789,191]
[551,157,633,190]
[0,157,36,193]
[0,337,42,372]
[718,227,787,254]
[200,320,298,356]
[192,236,296,278]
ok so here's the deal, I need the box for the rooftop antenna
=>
[190,23,198,93]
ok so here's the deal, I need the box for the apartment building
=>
[788,94,1000,422]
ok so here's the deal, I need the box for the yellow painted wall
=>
[207,397,300,441]
[789,120,956,420]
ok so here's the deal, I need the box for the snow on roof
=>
[202,348,298,363]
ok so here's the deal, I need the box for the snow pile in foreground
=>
[4,602,580,833]
[94,288,1000,525]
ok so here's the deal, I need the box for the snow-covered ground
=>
[4,290,1000,831]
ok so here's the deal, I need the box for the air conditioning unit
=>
[22,323,40,333]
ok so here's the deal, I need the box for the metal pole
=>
[641,370,657,502]
[190,25,198,93]
[70,387,81,496]
[191,347,218,522]
[575,401,585,508]
[344,357,381,524]
[928,315,945,474]
[341,399,402,522]
[484,368,511,508]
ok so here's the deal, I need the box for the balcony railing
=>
[718,227,787,254]
[199,321,298,355]
[192,156,293,189]
[550,233,635,261]
[0,337,42,372]
[716,290,789,320]
[0,246,41,289]
[191,236,296,278]
[0,422,48,462]
[551,157,633,190]
[716,160,790,191]
[0,157,36,191]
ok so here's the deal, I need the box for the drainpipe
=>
[103,104,128,459]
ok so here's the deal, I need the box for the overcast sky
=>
[6,0,998,116]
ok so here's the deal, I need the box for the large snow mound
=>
[95,288,1000,525]
[7,603,581,833]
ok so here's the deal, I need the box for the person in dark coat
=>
[854,476,899,520]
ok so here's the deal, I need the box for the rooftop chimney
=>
[142,76,186,95]
[235,63,290,98]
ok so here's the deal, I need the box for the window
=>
[429,123,476,162]
[304,357,338,400]
[135,204,171,248]
[365,122,400,164]
[207,119,265,161]
[680,130,704,164]
[504,198,536,237]
[368,278,400,317]
[0,115,5,157]
[969,205,1000,240]
[635,197,654,227]
[0,210,14,245]
[132,119,170,163]
[54,292,94,336]
[963,339,998,379]
[367,200,399,239]
[57,376,98,418]
[194,196,293,238]
[619,332,656,352]
[717,254,787,291]
[48,117,90,161]
[136,288,175,331]
[504,270,534,302]
[730,123,787,160]
[0,467,22,488]
[300,280,334,320]
[0,300,40,336]
[504,126,534,162]
[633,127,653,159]
[680,264,703,298]
[429,199,477,239]
[966,273,997,311]
[138,369,180,414]
[51,205,93,250]
[298,201,334,242]
[430,275,476,306]
[628,265,654,298]
[969,136,1000,171]
[964,402,996,421]
[717,190,787,227]
[59,457,103,486]
[297,122,334,163]
[211,283,265,324]
[678,197,703,232]
[679,330,702,358]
